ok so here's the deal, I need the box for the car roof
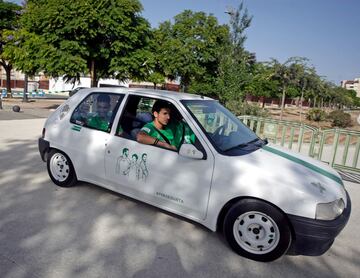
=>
[78,87,214,101]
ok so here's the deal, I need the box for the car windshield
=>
[182,100,259,152]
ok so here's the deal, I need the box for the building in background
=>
[341,78,360,97]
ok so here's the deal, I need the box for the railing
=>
[239,115,360,173]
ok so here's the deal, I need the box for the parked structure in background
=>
[0,68,180,94]
[341,77,360,97]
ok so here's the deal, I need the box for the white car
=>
[38,88,351,262]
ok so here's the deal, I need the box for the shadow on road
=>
[0,138,359,278]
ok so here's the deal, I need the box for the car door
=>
[104,95,215,221]
[67,92,124,184]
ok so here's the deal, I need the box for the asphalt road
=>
[0,118,359,278]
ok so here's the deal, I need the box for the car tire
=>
[223,199,292,262]
[47,149,77,187]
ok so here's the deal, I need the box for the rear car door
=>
[67,92,125,183]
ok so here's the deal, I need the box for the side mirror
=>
[179,144,204,160]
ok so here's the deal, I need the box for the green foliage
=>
[7,0,152,85]
[211,2,254,103]
[155,10,229,92]
[328,110,352,128]
[306,108,326,122]
[226,100,269,117]
[227,2,252,57]
[0,0,21,93]
[0,0,20,31]
[266,57,310,119]
[244,63,279,99]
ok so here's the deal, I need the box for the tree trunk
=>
[299,89,305,122]
[23,74,28,102]
[280,86,286,120]
[2,62,13,98]
[181,74,191,93]
[90,60,98,87]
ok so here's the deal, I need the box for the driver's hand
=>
[165,143,177,151]
[158,141,177,151]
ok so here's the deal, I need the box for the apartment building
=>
[341,77,360,97]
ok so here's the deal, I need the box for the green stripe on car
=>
[262,145,343,185]
[71,125,82,132]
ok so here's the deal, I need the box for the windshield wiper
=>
[223,138,262,152]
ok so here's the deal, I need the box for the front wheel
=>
[47,149,77,187]
[223,199,292,262]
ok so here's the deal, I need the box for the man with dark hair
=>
[137,100,177,150]
[88,94,111,131]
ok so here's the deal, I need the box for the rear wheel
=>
[47,149,77,187]
[223,199,292,262]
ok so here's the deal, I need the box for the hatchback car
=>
[38,88,351,262]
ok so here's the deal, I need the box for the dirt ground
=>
[267,105,360,131]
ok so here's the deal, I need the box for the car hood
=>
[217,142,348,210]
[255,144,347,204]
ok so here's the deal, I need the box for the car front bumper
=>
[287,191,351,256]
[38,138,50,162]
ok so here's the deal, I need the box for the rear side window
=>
[70,93,124,133]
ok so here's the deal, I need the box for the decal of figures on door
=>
[116,148,149,181]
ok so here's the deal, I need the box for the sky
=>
[9,0,360,85]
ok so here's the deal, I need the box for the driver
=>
[137,100,177,150]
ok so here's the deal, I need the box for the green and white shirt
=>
[87,115,109,132]
[140,121,175,145]
[141,121,195,149]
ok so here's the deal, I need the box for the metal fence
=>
[239,115,360,173]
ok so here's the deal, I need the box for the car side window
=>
[70,93,124,133]
[115,95,200,151]
[116,95,155,139]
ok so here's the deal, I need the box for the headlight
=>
[316,199,345,220]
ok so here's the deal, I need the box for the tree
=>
[213,1,253,106]
[244,62,279,107]
[11,0,151,87]
[155,10,229,92]
[4,26,47,102]
[303,72,323,108]
[138,28,168,90]
[267,57,308,120]
[331,86,354,109]
[226,1,252,58]
[0,0,21,96]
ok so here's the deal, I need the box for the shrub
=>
[306,108,326,122]
[226,100,269,117]
[328,110,352,128]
